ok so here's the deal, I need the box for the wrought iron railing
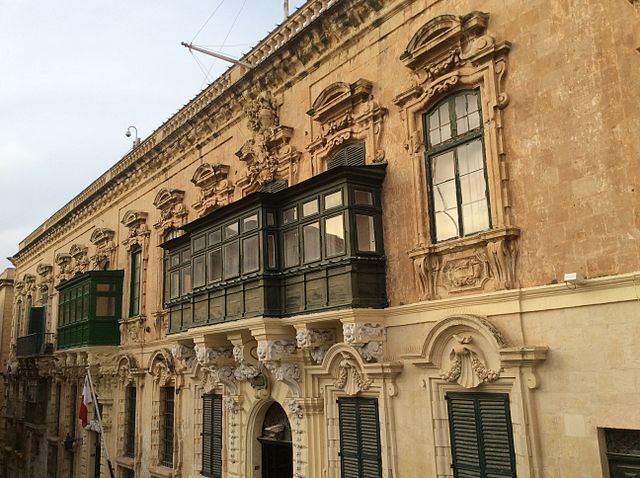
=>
[15,333,55,358]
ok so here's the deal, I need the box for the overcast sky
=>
[0,0,307,271]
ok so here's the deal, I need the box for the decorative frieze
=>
[190,163,234,217]
[307,79,387,171]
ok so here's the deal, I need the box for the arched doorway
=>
[257,402,293,478]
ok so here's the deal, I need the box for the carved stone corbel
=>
[343,322,386,363]
[296,328,335,364]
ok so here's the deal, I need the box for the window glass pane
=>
[432,150,455,184]
[266,212,276,226]
[435,210,459,241]
[303,222,321,263]
[457,140,484,175]
[455,92,481,135]
[267,234,277,268]
[224,222,239,239]
[242,235,260,273]
[439,102,451,142]
[283,229,299,268]
[223,241,239,279]
[324,190,342,210]
[283,206,297,225]
[208,229,221,245]
[193,235,206,252]
[181,250,191,263]
[181,267,191,295]
[170,271,180,299]
[325,214,345,256]
[354,190,373,206]
[243,214,259,232]
[356,214,376,252]
[96,283,111,292]
[193,256,206,288]
[462,199,490,235]
[96,297,115,317]
[170,253,180,268]
[302,199,319,217]
[207,249,222,283]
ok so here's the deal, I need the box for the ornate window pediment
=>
[190,163,234,217]
[89,227,116,270]
[307,79,387,171]
[236,91,299,194]
[54,252,72,282]
[121,210,150,251]
[69,244,89,275]
[394,12,519,301]
[153,188,188,234]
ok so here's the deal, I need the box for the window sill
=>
[149,464,173,478]
[409,226,520,300]
[115,455,135,468]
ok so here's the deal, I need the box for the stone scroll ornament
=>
[440,334,500,388]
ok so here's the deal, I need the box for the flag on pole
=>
[79,374,92,428]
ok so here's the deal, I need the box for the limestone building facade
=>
[3,1,640,477]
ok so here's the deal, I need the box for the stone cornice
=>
[11,0,394,268]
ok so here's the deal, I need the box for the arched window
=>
[424,90,490,242]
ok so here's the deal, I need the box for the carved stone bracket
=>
[296,328,335,364]
[307,79,387,170]
[343,322,385,363]
[153,188,188,236]
[409,227,520,300]
[89,228,116,270]
[236,91,300,193]
[190,163,235,217]
[257,340,302,396]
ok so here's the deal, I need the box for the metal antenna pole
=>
[284,0,289,20]
[181,42,254,69]
[86,368,116,478]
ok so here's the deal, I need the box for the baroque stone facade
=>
[2,1,640,478]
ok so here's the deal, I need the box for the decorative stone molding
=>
[223,397,241,464]
[194,344,234,366]
[236,91,300,193]
[89,227,116,270]
[119,316,146,345]
[307,79,387,171]
[296,328,335,364]
[115,354,138,386]
[171,344,196,370]
[21,274,37,298]
[153,188,188,235]
[148,349,176,387]
[285,399,304,478]
[152,310,168,340]
[190,163,234,217]
[409,227,520,300]
[54,252,73,282]
[343,322,385,363]
[439,334,500,388]
[36,263,53,291]
[257,339,302,396]
[121,210,150,251]
[69,244,89,275]
[393,12,519,300]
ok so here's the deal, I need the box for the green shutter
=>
[202,394,223,478]
[338,397,382,478]
[328,143,365,170]
[447,393,516,478]
[261,179,288,193]
[27,307,45,335]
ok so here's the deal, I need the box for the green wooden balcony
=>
[56,270,123,350]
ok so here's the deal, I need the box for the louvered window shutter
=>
[446,393,517,478]
[260,179,288,193]
[328,143,366,170]
[202,394,223,478]
[338,397,382,478]
[27,307,45,335]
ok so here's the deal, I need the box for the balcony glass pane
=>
[223,241,239,279]
[303,222,321,263]
[181,267,192,294]
[302,199,319,217]
[96,297,115,317]
[354,190,373,206]
[325,214,345,256]
[355,214,376,252]
[283,229,299,268]
[193,256,206,288]
[242,235,260,273]
[243,214,259,232]
[324,191,342,210]
[224,221,239,239]
[283,206,297,225]
[207,249,222,283]
[267,234,277,268]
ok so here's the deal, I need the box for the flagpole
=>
[86,368,116,478]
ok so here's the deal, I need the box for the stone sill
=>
[409,227,520,258]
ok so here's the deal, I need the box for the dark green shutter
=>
[202,394,223,478]
[260,179,288,193]
[338,397,382,478]
[27,307,45,335]
[328,143,366,170]
[447,393,516,478]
